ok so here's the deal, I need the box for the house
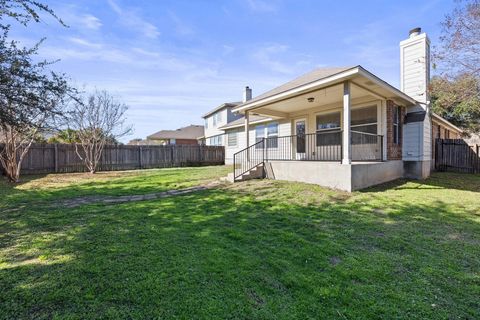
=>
[146,124,204,145]
[215,28,462,191]
[202,99,244,146]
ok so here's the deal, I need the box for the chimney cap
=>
[409,27,421,37]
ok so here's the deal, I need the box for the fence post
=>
[477,144,479,174]
[54,144,59,173]
[139,146,143,169]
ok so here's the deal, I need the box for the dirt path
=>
[60,181,222,208]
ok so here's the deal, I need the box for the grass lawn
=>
[0,166,479,319]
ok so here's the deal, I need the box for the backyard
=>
[0,166,479,319]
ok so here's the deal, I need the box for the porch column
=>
[342,81,352,164]
[245,110,250,161]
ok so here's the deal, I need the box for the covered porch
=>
[231,66,416,190]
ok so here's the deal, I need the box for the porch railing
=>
[265,131,343,161]
[233,130,383,179]
[351,130,383,161]
[233,139,265,180]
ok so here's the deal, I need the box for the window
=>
[204,118,208,129]
[227,130,238,147]
[267,122,278,148]
[316,112,341,146]
[211,112,222,127]
[393,106,401,144]
[351,105,378,145]
[255,122,278,148]
[352,106,378,134]
[170,139,176,145]
[209,135,223,146]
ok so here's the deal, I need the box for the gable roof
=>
[147,125,205,140]
[242,67,353,106]
[202,102,241,118]
[233,66,417,113]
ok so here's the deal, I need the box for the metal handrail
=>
[232,130,384,181]
[233,139,265,180]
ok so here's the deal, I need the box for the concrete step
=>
[234,164,265,182]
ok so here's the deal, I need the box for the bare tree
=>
[69,90,132,174]
[431,0,480,134]
[434,0,480,76]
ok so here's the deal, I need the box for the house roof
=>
[218,115,271,130]
[147,125,205,140]
[244,67,353,106]
[202,102,241,118]
[233,66,417,113]
[432,113,463,134]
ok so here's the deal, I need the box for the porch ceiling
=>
[251,83,356,117]
[235,66,417,118]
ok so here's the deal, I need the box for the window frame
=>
[227,130,238,147]
[255,122,279,149]
[351,105,378,135]
[315,111,342,147]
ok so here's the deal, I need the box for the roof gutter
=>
[232,66,361,113]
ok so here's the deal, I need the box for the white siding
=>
[403,121,422,160]
[225,120,291,164]
[400,32,432,161]
[400,34,429,104]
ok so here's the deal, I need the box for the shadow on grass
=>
[0,166,230,209]
[1,184,479,319]
[361,171,480,193]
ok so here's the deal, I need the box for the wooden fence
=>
[435,139,480,174]
[0,143,225,175]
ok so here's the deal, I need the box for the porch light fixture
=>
[307,97,315,103]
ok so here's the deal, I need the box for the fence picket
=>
[435,139,479,174]
[0,143,224,175]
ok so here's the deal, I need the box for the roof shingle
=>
[147,125,205,140]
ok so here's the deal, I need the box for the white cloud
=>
[246,0,278,13]
[67,37,102,49]
[222,45,235,55]
[168,11,194,36]
[251,44,296,74]
[80,14,102,30]
[342,21,399,85]
[107,0,160,39]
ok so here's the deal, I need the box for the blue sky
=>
[10,0,455,142]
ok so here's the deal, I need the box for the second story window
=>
[211,112,222,127]
[205,118,208,129]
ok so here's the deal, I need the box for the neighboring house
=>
[216,28,462,191]
[146,125,204,145]
[202,89,252,146]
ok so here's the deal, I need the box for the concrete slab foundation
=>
[264,160,404,192]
